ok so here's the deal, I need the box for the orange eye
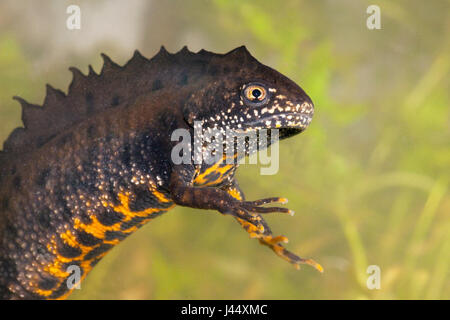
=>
[245,85,266,101]
[242,83,268,106]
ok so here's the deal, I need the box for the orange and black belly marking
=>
[28,186,175,299]
[0,130,176,299]
[194,156,238,187]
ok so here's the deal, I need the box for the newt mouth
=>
[241,100,314,131]
[278,127,304,139]
[243,112,313,130]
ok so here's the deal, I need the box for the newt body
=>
[0,46,319,300]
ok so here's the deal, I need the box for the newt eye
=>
[242,83,269,106]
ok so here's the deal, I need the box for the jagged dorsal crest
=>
[0,45,253,164]
[224,45,254,60]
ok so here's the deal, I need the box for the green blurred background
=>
[0,0,449,299]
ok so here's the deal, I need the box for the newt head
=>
[183,45,314,142]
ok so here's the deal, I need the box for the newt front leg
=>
[221,181,323,272]
[170,170,323,272]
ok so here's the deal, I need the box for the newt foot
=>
[233,197,323,273]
